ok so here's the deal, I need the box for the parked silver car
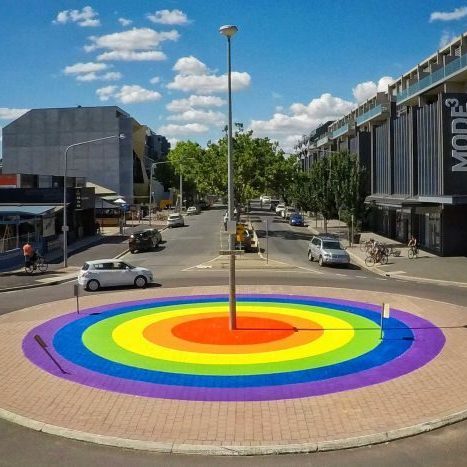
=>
[307,235,350,267]
[167,213,185,227]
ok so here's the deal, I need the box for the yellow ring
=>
[112,305,354,365]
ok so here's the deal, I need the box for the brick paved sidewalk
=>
[1,285,466,455]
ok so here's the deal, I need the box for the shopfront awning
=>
[0,204,63,217]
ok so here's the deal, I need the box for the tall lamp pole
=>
[220,24,238,330]
[63,133,125,267]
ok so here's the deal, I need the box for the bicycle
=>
[360,239,374,253]
[24,255,48,275]
[408,246,419,259]
[364,248,388,267]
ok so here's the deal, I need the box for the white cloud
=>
[149,76,161,84]
[352,76,393,103]
[439,30,458,47]
[272,91,282,99]
[0,108,29,120]
[64,62,108,74]
[118,17,133,27]
[166,95,225,112]
[97,50,166,61]
[168,56,250,94]
[63,62,122,82]
[85,28,179,53]
[167,109,225,126]
[96,86,117,101]
[76,71,122,82]
[157,123,209,136]
[430,7,467,22]
[168,71,251,94]
[173,56,209,75]
[250,93,355,152]
[96,85,161,103]
[54,6,100,27]
[147,9,189,25]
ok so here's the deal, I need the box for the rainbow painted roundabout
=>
[23,294,445,402]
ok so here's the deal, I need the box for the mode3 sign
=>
[445,96,467,172]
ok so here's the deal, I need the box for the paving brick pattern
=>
[1,285,467,451]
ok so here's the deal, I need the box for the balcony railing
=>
[331,123,350,139]
[316,135,329,147]
[396,53,467,103]
[356,104,387,126]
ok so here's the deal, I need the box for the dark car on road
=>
[289,213,304,226]
[129,228,162,253]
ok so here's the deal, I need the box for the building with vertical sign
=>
[299,33,467,256]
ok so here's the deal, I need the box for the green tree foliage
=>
[291,151,366,230]
[166,130,296,204]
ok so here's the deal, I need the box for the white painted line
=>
[385,271,407,275]
[356,275,367,278]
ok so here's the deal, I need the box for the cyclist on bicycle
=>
[23,242,37,267]
[408,235,418,253]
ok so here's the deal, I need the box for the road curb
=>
[0,227,168,293]
[1,404,466,456]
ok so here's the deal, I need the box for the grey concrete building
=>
[2,106,169,203]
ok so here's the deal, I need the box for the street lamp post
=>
[63,133,125,267]
[220,24,238,330]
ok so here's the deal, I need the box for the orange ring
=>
[142,312,324,354]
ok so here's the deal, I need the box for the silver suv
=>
[307,235,350,267]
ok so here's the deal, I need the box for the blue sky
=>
[1,0,467,156]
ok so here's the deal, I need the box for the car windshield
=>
[81,263,90,271]
[323,241,343,250]
[120,262,135,269]
[168,214,180,219]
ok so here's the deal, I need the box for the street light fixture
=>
[63,133,125,267]
[219,24,238,330]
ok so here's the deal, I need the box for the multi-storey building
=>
[2,106,170,204]
[300,33,467,256]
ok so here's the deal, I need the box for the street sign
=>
[219,250,244,255]
[383,303,390,318]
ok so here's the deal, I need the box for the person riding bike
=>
[23,242,37,268]
[408,235,418,255]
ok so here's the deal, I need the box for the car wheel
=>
[307,250,313,262]
[86,279,100,291]
[134,275,147,288]
[318,256,324,267]
[130,249,135,254]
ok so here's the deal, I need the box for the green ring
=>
[82,302,380,376]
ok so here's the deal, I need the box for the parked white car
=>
[275,203,286,215]
[78,260,154,291]
[167,213,185,227]
[186,206,199,215]
[282,206,298,219]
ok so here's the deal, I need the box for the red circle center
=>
[171,316,296,345]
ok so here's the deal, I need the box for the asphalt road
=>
[1,203,467,466]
